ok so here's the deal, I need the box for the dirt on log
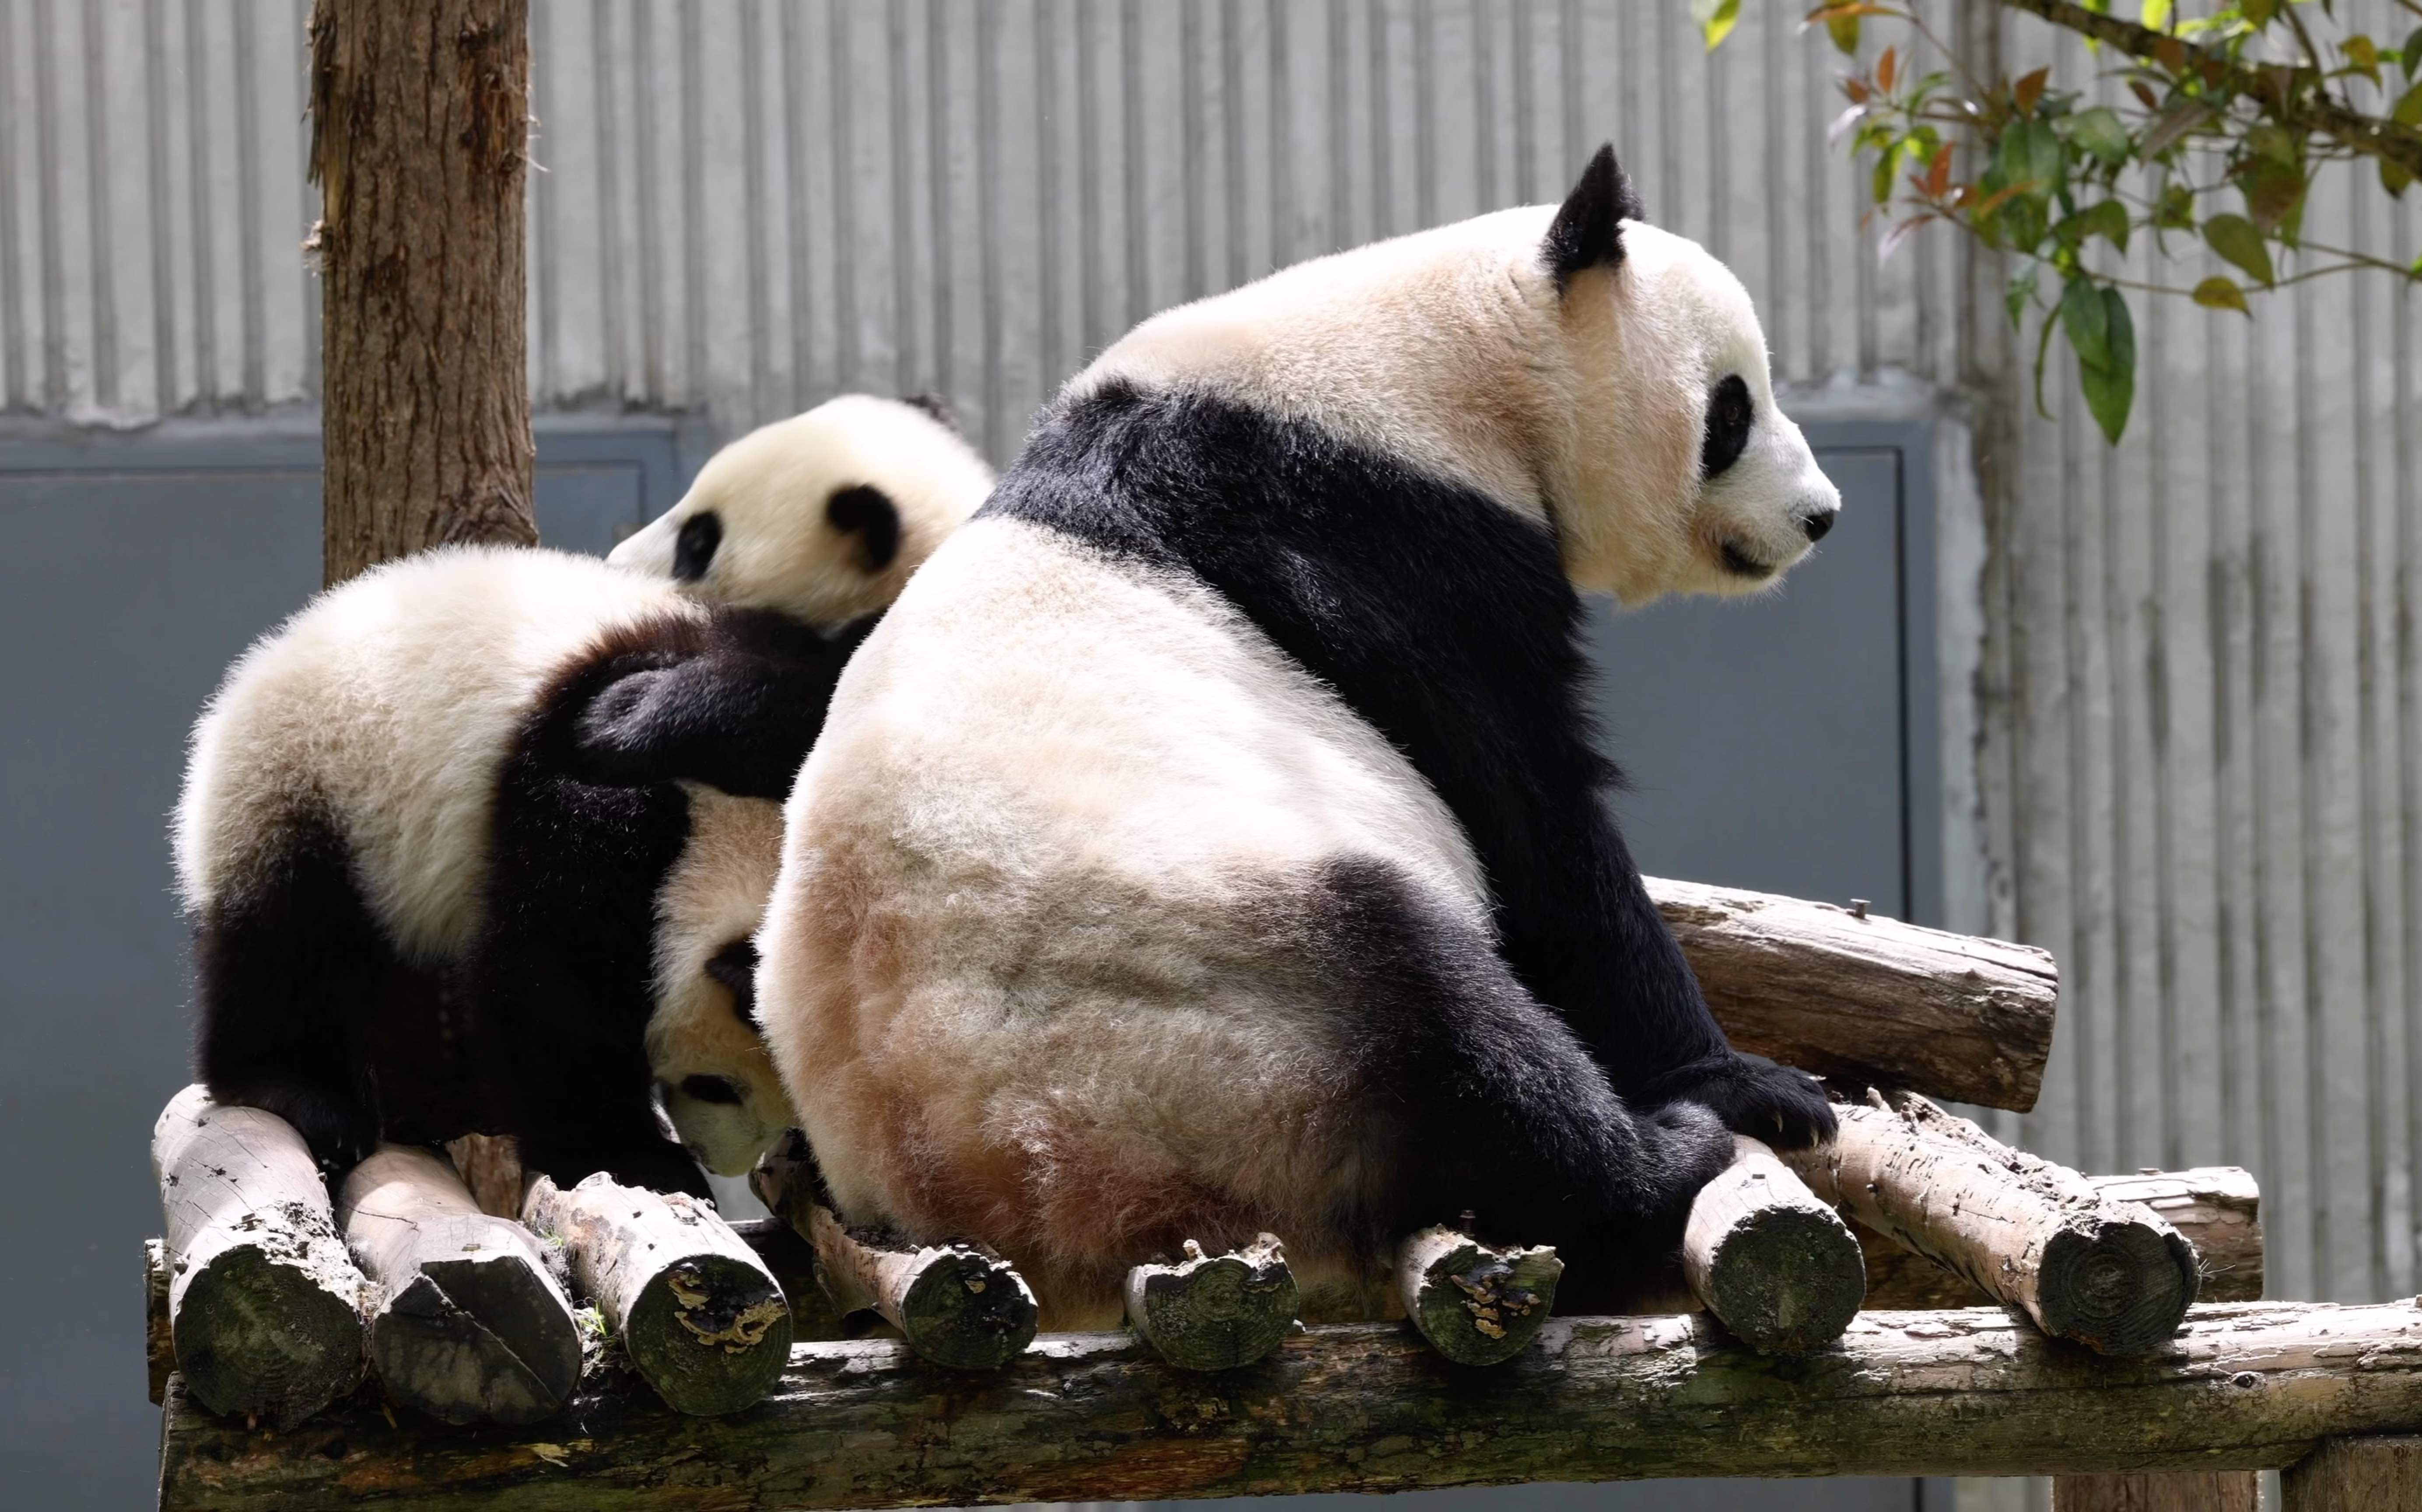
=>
[1648,877,2057,1113]
[307,0,537,585]
[156,1300,2422,1509]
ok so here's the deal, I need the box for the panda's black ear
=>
[704,939,761,1032]
[1543,144,1643,293]
[897,392,960,433]
[827,484,902,573]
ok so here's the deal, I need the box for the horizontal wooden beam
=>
[158,1299,2422,1509]
[1650,877,2058,1113]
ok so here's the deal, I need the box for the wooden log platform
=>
[1649,876,2057,1112]
[155,1299,2422,1508]
[151,1085,367,1427]
[522,1174,794,1415]
[1786,1092,2198,1353]
[1681,1137,1864,1354]
[340,1145,584,1424]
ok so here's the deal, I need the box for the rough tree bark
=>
[1647,878,2058,1113]
[306,0,536,587]
[155,1300,2422,1509]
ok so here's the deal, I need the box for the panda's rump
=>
[760,518,1489,1303]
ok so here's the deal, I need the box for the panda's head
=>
[609,394,996,628]
[1536,147,1840,605]
[646,790,796,1177]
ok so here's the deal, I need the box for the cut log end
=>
[1396,1226,1563,1366]
[171,1236,368,1427]
[2036,1217,2200,1356]
[1682,1140,1865,1355]
[623,1252,793,1414]
[1124,1235,1300,1371]
[892,1247,1042,1371]
[366,1256,585,1425]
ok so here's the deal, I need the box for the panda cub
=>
[757,147,1842,1319]
[179,395,994,1197]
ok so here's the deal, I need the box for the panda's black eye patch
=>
[704,938,761,1031]
[827,484,902,574]
[1700,374,1754,480]
[673,511,723,581]
[680,1074,745,1106]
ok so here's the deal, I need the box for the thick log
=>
[726,1219,848,1342]
[522,1174,792,1416]
[2284,1436,2422,1510]
[1124,1235,1299,1371]
[2054,1471,2259,1510]
[1681,1137,1864,1354]
[1647,876,2057,1112]
[157,1299,2422,1508]
[1395,1225,1563,1365]
[152,1085,367,1426]
[339,1145,582,1424]
[146,1237,176,1406]
[1785,1093,2197,1354]
[1862,1166,2263,1309]
[751,1130,1040,1370]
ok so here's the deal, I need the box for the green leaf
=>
[2006,266,2040,329]
[2395,80,2422,128]
[1692,0,1742,52]
[2344,35,2381,85]
[1826,10,1861,53]
[1996,119,2066,201]
[2141,0,2172,30]
[2080,198,2131,254]
[2065,106,2133,163]
[2243,0,2277,26]
[2154,182,2196,229]
[2060,277,2112,373]
[2239,161,2307,233]
[2403,27,2422,79]
[2204,213,2275,285]
[2075,289,2135,444]
[2386,156,2415,198]
[2191,275,2251,314]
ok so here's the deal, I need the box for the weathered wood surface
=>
[446,1133,528,1219]
[157,1300,2422,1508]
[1647,876,2057,1113]
[1681,1137,1864,1354]
[523,1174,793,1415]
[1862,1166,2263,1309]
[2053,1470,2259,1510]
[2283,1435,2422,1509]
[1395,1225,1563,1366]
[1125,1235,1299,1372]
[340,1145,582,1424]
[152,1085,367,1426]
[1786,1093,2197,1353]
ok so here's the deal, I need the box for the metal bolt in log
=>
[1682,1137,1865,1354]
[1124,1234,1300,1371]
[751,1131,1037,1370]
[1784,1092,2198,1354]
[152,1085,367,1426]
[1395,1225,1563,1365]
[522,1173,793,1415]
[339,1145,582,1424]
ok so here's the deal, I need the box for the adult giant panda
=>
[756,147,1842,1320]
[179,396,998,1196]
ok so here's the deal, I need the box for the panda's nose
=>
[1799,504,1838,542]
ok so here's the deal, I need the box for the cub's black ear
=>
[897,392,960,432]
[826,483,902,572]
[1543,143,1644,292]
[704,938,761,1031]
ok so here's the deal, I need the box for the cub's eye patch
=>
[1700,374,1753,480]
[673,511,723,581]
[704,938,761,1030]
[679,1074,745,1106]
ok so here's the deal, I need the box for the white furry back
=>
[174,545,702,960]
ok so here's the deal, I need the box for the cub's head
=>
[609,393,996,628]
[1541,146,1840,606]
[646,791,796,1178]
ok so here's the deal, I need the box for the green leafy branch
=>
[1697,0,2422,443]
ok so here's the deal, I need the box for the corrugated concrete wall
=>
[7,0,2422,1309]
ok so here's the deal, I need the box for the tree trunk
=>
[307,0,536,588]
[156,1299,2422,1508]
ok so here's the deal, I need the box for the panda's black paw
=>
[570,668,680,784]
[1659,1053,1836,1150]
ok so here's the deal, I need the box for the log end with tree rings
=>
[892,1247,1041,1371]
[2033,1212,2200,1356]
[1683,1138,1867,1355]
[1124,1235,1300,1371]
[1396,1227,1564,1366]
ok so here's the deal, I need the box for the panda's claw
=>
[1657,1052,1836,1151]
